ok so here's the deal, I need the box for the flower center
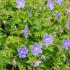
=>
[45,38,49,43]
[21,50,24,54]
[65,43,68,45]
[34,47,38,51]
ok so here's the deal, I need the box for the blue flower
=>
[42,34,53,47]
[55,12,60,19]
[31,43,42,56]
[66,21,70,29]
[56,0,63,5]
[47,0,54,10]
[18,47,28,58]
[62,38,70,50]
[33,60,42,67]
[16,0,25,9]
[24,24,29,38]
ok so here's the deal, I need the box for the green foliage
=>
[0,0,70,70]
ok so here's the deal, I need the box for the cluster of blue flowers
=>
[18,24,54,58]
[16,0,70,60]
[18,25,54,58]
[47,0,63,10]
[18,24,70,59]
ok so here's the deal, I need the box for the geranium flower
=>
[66,21,70,29]
[42,34,53,47]
[62,38,70,49]
[31,43,42,56]
[47,0,54,10]
[18,47,28,58]
[33,60,42,67]
[16,0,25,9]
[56,0,63,5]
[24,24,29,38]
[55,12,60,19]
